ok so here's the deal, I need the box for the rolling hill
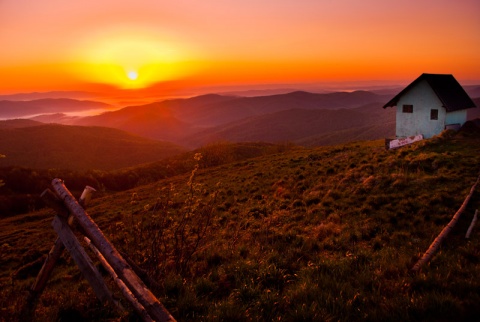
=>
[183,102,396,147]
[0,91,98,101]
[67,91,392,146]
[0,122,185,170]
[0,98,113,119]
[4,90,476,150]
[0,119,43,129]
[1,130,479,321]
[467,97,480,120]
[74,101,199,142]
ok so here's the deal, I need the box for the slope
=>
[0,123,186,170]
[73,91,389,144]
[1,130,479,321]
[467,97,480,120]
[172,90,386,127]
[184,102,395,147]
[0,119,43,129]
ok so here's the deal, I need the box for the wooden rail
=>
[412,173,480,272]
[28,179,176,321]
[465,209,478,239]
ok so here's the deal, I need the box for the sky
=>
[0,0,479,96]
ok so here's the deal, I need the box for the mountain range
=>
[44,90,397,147]
[0,89,478,168]
[0,98,113,119]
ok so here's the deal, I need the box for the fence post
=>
[85,237,153,322]
[412,174,480,272]
[52,215,124,312]
[465,209,478,239]
[51,178,175,322]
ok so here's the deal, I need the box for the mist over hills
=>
[65,90,394,147]
[0,88,477,157]
[0,98,113,119]
[0,91,98,101]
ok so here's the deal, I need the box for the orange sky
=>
[0,0,479,95]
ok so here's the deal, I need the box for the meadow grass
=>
[1,132,479,321]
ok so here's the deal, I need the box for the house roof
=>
[383,73,476,112]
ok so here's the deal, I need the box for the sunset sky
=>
[1,0,479,96]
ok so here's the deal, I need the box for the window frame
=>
[402,104,413,113]
[430,109,438,120]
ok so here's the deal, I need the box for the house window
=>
[430,109,438,120]
[402,104,413,113]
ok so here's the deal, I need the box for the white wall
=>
[396,80,446,139]
[445,109,467,126]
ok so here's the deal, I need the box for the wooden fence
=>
[26,179,176,321]
[412,173,480,272]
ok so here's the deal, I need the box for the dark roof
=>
[383,73,476,112]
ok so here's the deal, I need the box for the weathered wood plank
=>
[85,237,153,322]
[52,215,123,312]
[29,190,68,301]
[388,134,423,150]
[51,178,175,322]
[412,173,480,272]
[32,185,96,297]
[29,237,64,297]
[465,209,478,239]
[79,186,96,207]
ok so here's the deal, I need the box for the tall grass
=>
[1,133,479,321]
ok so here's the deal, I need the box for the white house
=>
[383,73,476,139]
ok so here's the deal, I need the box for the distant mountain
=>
[69,91,388,145]
[467,97,480,120]
[217,88,310,97]
[29,113,79,124]
[0,119,43,129]
[0,123,185,170]
[74,102,199,142]
[0,91,98,101]
[0,98,113,119]
[183,102,395,147]
[173,91,387,127]
[464,86,480,98]
[0,90,402,149]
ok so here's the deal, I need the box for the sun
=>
[127,71,138,80]
[72,30,203,89]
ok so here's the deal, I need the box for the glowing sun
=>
[73,30,201,89]
[127,71,138,80]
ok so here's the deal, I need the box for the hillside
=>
[0,98,113,119]
[13,90,475,149]
[0,122,186,170]
[184,102,395,147]
[67,91,391,146]
[0,91,97,101]
[0,142,293,216]
[1,130,479,321]
[171,91,386,127]
[0,119,43,129]
[74,101,199,142]
[467,97,480,120]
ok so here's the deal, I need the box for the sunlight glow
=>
[128,71,138,80]
[70,31,201,89]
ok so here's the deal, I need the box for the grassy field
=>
[1,130,479,321]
